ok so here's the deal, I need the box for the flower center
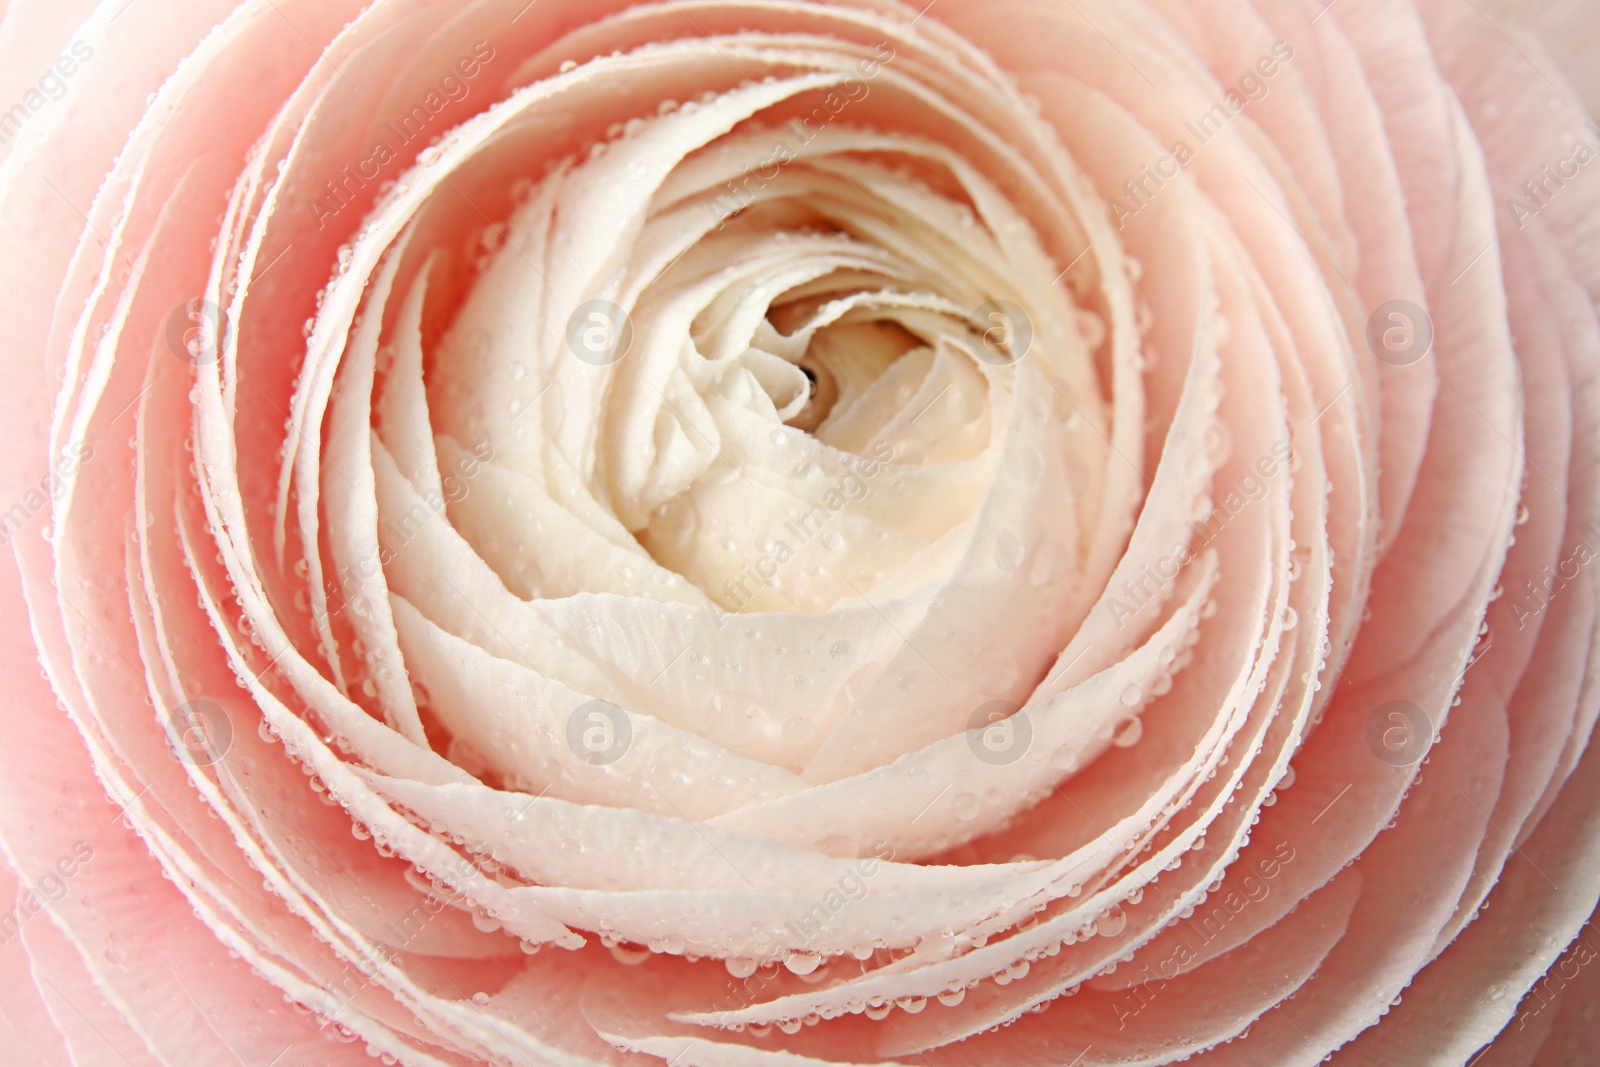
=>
[424,80,1106,614]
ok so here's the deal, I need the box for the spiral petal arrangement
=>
[1,0,1598,1064]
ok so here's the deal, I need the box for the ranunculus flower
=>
[1,0,1597,1063]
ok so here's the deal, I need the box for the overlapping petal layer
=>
[0,0,1596,1065]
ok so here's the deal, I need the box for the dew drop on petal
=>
[1112,716,1143,747]
[784,951,822,975]
[1096,907,1127,938]
[609,942,650,965]
[994,530,1025,572]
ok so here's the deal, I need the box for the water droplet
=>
[1096,907,1127,938]
[1019,446,1045,487]
[994,530,1025,572]
[609,942,650,965]
[1074,309,1106,350]
[782,716,815,745]
[1135,304,1154,335]
[1112,716,1143,747]
[1204,421,1233,467]
[784,951,822,975]
[1049,745,1080,772]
